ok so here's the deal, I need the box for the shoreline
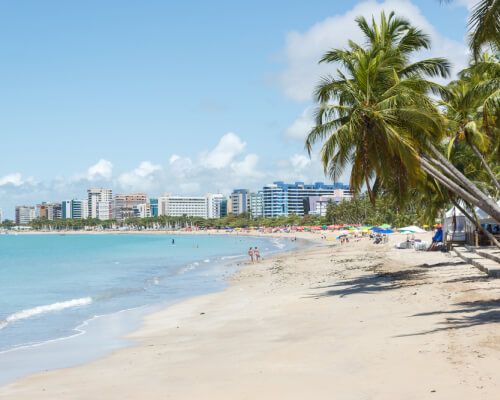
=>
[1,232,499,398]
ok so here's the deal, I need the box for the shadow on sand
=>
[308,268,426,298]
[397,299,500,337]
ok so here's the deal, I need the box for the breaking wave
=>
[0,297,93,330]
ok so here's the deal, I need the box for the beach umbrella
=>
[398,226,425,233]
[379,224,392,229]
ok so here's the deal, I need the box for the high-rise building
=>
[230,189,250,215]
[134,203,151,218]
[15,206,36,225]
[219,198,228,218]
[62,200,89,219]
[113,193,147,221]
[36,202,62,220]
[62,200,72,219]
[87,188,113,220]
[226,198,233,215]
[206,194,225,219]
[149,198,159,217]
[72,199,89,219]
[262,181,349,217]
[158,195,208,218]
[249,192,264,218]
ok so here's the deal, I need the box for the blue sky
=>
[0,0,475,218]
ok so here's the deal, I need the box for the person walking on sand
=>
[247,247,254,262]
[254,246,261,262]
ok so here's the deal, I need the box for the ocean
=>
[0,233,292,383]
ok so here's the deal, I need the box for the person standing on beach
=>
[248,247,254,262]
[254,247,261,262]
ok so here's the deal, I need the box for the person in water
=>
[248,247,254,262]
[254,246,261,262]
[172,238,175,245]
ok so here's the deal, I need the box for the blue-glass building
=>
[262,181,349,217]
[149,198,159,217]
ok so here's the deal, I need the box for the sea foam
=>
[0,297,93,330]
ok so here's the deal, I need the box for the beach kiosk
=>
[443,205,466,245]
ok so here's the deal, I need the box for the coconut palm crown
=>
[306,11,450,204]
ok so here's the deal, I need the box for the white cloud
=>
[231,154,263,179]
[117,161,162,190]
[0,173,25,187]
[286,107,315,139]
[87,159,113,180]
[169,154,181,164]
[290,154,311,170]
[201,132,246,169]
[279,0,469,102]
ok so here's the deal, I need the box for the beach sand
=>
[1,232,499,399]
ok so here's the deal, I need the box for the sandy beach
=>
[1,232,499,399]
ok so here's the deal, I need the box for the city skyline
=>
[0,1,472,218]
[5,180,352,223]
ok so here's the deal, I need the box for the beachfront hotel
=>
[87,188,113,220]
[158,194,225,219]
[262,181,349,217]
[15,205,36,225]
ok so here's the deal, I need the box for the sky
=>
[0,0,477,218]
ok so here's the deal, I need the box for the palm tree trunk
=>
[426,142,500,214]
[422,159,487,207]
[421,159,500,222]
[450,198,500,250]
[468,141,500,193]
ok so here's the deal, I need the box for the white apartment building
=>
[15,206,36,225]
[158,195,208,218]
[206,194,225,219]
[88,188,113,220]
[249,192,264,218]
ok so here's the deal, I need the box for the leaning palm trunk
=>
[423,143,500,222]
[468,141,500,193]
[450,198,500,249]
[420,157,500,222]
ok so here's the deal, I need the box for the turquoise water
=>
[0,234,288,355]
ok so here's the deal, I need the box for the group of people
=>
[247,247,261,263]
[370,232,389,244]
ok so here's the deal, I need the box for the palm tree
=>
[468,0,499,58]
[441,55,500,195]
[440,0,499,58]
[307,11,500,222]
